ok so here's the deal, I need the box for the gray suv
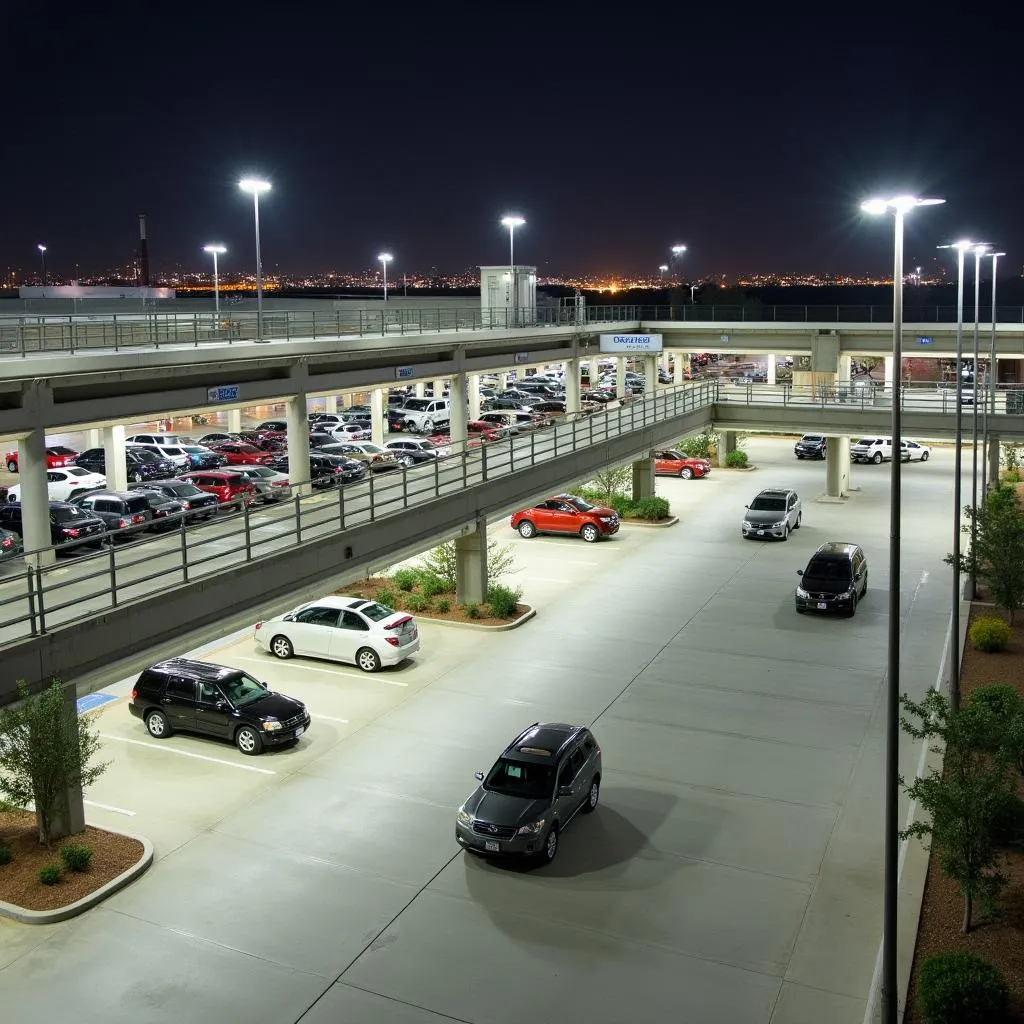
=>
[456,723,602,865]
[742,487,802,540]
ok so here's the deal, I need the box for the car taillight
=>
[117,518,130,528]
[254,621,263,632]
[1,537,12,549]
[385,636,400,647]
[131,513,145,524]
[130,687,138,701]
[372,456,381,462]
[63,528,80,537]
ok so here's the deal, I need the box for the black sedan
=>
[268,453,365,488]
[0,502,107,552]
[75,447,178,483]
[132,490,189,531]
[128,480,219,521]
[530,400,567,415]
[582,389,617,403]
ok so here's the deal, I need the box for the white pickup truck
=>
[399,398,451,434]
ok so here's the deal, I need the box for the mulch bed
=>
[903,599,1024,1023]
[0,809,144,912]
[341,578,529,627]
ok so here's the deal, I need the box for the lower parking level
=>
[0,437,958,1023]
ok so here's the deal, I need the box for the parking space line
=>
[84,800,136,816]
[232,655,408,687]
[315,714,350,723]
[100,734,276,775]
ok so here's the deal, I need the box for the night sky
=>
[3,6,1019,280]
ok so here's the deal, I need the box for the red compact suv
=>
[180,470,258,510]
[510,494,619,543]
[5,445,79,472]
[654,450,711,479]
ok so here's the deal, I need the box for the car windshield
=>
[163,447,184,456]
[182,446,206,453]
[66,467,93,477]
[244,466,276,478]
[50,446,77,455]
[165,483,205,497]
[857,438,878,445]
[360,444,384,454]
[484,758,556,800]
[51,505,91,522]
[403,399,429,411]
[750,495,786,511]
[359,602,395,622]
[802,436,823,442]
[222,672,268,707]
[417,441,436,450]
[805,558,852,581]
[566,497,594,512]
[132,450,160,462]
[140,493,170,509]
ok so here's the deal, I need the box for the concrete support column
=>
[838,353,852,385]
[433,378,445,398]
[341,392,353,409]
[370,387,385,445]
[766,354,776,385]
[632,458,655,500]
[717,430,737,468]
[103,425,128,492]
[644,355,659,392]
[86,428,101,449]
[449,372,468,452]
[415,382,426,399]
[286,392,312,495]
[323,394,337,414]
[455,518,488,606]
[616,357,627,399]
[883,354,894,386]
[227,408,242,433]
[825,436,851,497]
[565,358,581,414]
[468,374,482,421]
[989,434,1000,492]
[18,428,54,564]
[661,349,671,374]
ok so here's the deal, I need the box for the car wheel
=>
[781,524,790,541]
[861,572,868,597]
[270,634,294,659]
[872,452,883,464]
[795,603,805,614]
[582,776,600,813]
[845,593,858,618]
[680,467,694,479]
[795,512,802,529]
[921,451,930,461]
[235,725,263,756]
[131,470,144,483]
[356,646,382,673]
[517,520,536,539]
[540,824,559,864]
[422,418,434,434]
[146,710,170,738]
[796,454,804,460]
[5,460,17,473]
[404,419,417,432]
[580,523,600,543]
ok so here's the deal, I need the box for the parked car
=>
[268,452,364,488]
[228,465,293,502]
[0,501,108,551]
[326,442,398,472]
[510,495,619,543]
[128,658,310,755]
[901,440,931,462]
[795,542,868,617]
[124,433,187,447]
[179,470,258,510]
[385,438,450,467]
[387,407,408,432]
[75,447,178,483]
[255,595,420,673]
[208,441,274,466]
[308,413,346,428]
[179,444,228,469]
[329,422,372,442]
[129,442,191,469]
[252,420,289,437]
[455,722,602,865]
[237,431,287,452]
[467,420,508,443]
[582,389,617,403]
[6,466,108,503]
[0,526,23,560]
[741,488,802,541]
[131,489,188,531]
[69,490,155,540]
[530,400,567,415]
[399,398,450,434]
[129,480,219,520]
[197,432,244,447]
[5,445,79,472]
[653,450,711,479]
[850,437,894,464]
[793,434,828,459]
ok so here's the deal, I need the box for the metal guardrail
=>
[586,304,1024,324]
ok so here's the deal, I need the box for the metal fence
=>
[584,304,1024,324]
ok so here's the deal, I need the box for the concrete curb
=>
[0,830,154,925]
[620,516,680,528]
[419,606,536,632]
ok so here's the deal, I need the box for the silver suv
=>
[456,723,602,865]
[742,487,802,541]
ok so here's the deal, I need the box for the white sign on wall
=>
[599,333,663,354]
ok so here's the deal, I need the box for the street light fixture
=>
[981,251,1006,501]
[378,253,393,302]
[862,193,945,1024]
[37,244,48,288]
[968,243,990,600]
[238,177,271,341]
[500,215,525,325]
[203,244,227,317]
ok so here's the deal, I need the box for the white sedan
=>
[254,594,420,672]
[901,440,932,462]
[329,423,372,442]
[6,466,107,503]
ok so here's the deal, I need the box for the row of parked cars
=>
[793,434,932,463]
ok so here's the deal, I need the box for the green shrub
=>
[1002,470,1021,484]
[404,593,429,613]
[419,572,447,598]
[918,952,1008,1024]
[725,449,749,468]
[677,431,716,459]
[60,843,93,872]
[464,603,480,619]
[375,586,397,609]
[608,494,636,518]
[575,487,605,505]
[38,864,62,886]
[969,616,1012,653]
[487,584,522,618]
[393,568,419,592]
[436,597,451,613]
[634,497,670,521]
[0,844,11,866]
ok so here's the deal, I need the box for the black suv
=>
[74,447,178,483]
[793,434,827,459]
[128,658,310,755]
[128,480,219,520]
[0,501,107,550]
[795,541,868,617]
[455,722,602,865]
[70,490,155,539]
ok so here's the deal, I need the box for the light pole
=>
[500,215,525,325]
[862,193,944,1024]
[968,244,990,600]
[981,252,1005,501]
[203,244,227,317]
[37,244,48,289]
[378,253,393,302]
[238,178,271,341]
[658,264,669,284]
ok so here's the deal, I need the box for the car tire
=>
[356,646,382,673]
[582,776,600,813]
[845,593,858,618]
[540,824,559,865]
[872,452,883,464]
[680,467,694,479]
[517,520,536,539]
[795,604,805,614]
[796,454,804,460]
[235,725,263,756]
[422,418,434,434]
[270,635,294,659]
[404,419,417,432]
[131,470,144,483]
[861,572,868,598]
[781,525,790,541]
[145,709,171,739]
[580,523,600,543]
[5,460,17,473]
[795,512,802,529]
[399,455,414,468]
[921,451,930,461]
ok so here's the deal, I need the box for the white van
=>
[850,437,893,464]
[399,398,450,434]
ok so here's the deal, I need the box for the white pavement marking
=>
[84,800,136,816]
[314,714,350,723]
[233,655,408,686]
[100,734,277,775]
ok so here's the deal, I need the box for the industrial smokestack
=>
[138,214,151,287]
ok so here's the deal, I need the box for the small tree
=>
[418,539,516,593]
[0,680,110,846]
[900,690,1016,933]
[676,431,717,459]
[589,467,630,505]
[946,486,1024,621]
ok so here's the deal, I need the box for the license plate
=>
[817,602,827,610]
[757,530,765,536]
[294,726,304,738]
[485,840,500,852]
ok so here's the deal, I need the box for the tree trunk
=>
[961,892,973,934]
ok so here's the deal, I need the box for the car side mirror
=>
[283,614,294,622]
[796,569,804,576]
[474,771,484,782]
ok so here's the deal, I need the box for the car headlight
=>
[771,520,786,528]
[796,587,809,598]
[261,718,282,732]
[742,520,753,529]
[839,587,854,598]
[599,516,614,522]
[456,807,473,826]
[516,818,546,836]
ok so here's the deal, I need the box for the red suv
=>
[180,470,258,510]
[209,442,274,466]
[510,494,619,543]
[654,450,711,479]
[5,445,79,472]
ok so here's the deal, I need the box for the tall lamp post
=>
[981,251,1005,500]
[378,253,393,302]
[37,244,48,289]
[968,243,991,600]
[500,214,525,325]
[862,193,944,1024]
[203,244,227,317]
[238,178,271,341]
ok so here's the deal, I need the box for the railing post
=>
[337,482,345,528]
[434,455,440,497]
[243,502,252,560]
[482,445,489,481]
[368,470,375,520]
[34,562,46,634]
[108,541,118,607]
[25,565,38,636]
[180,518,189,582]
[292,494,303,543]
[402,466,409,508]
